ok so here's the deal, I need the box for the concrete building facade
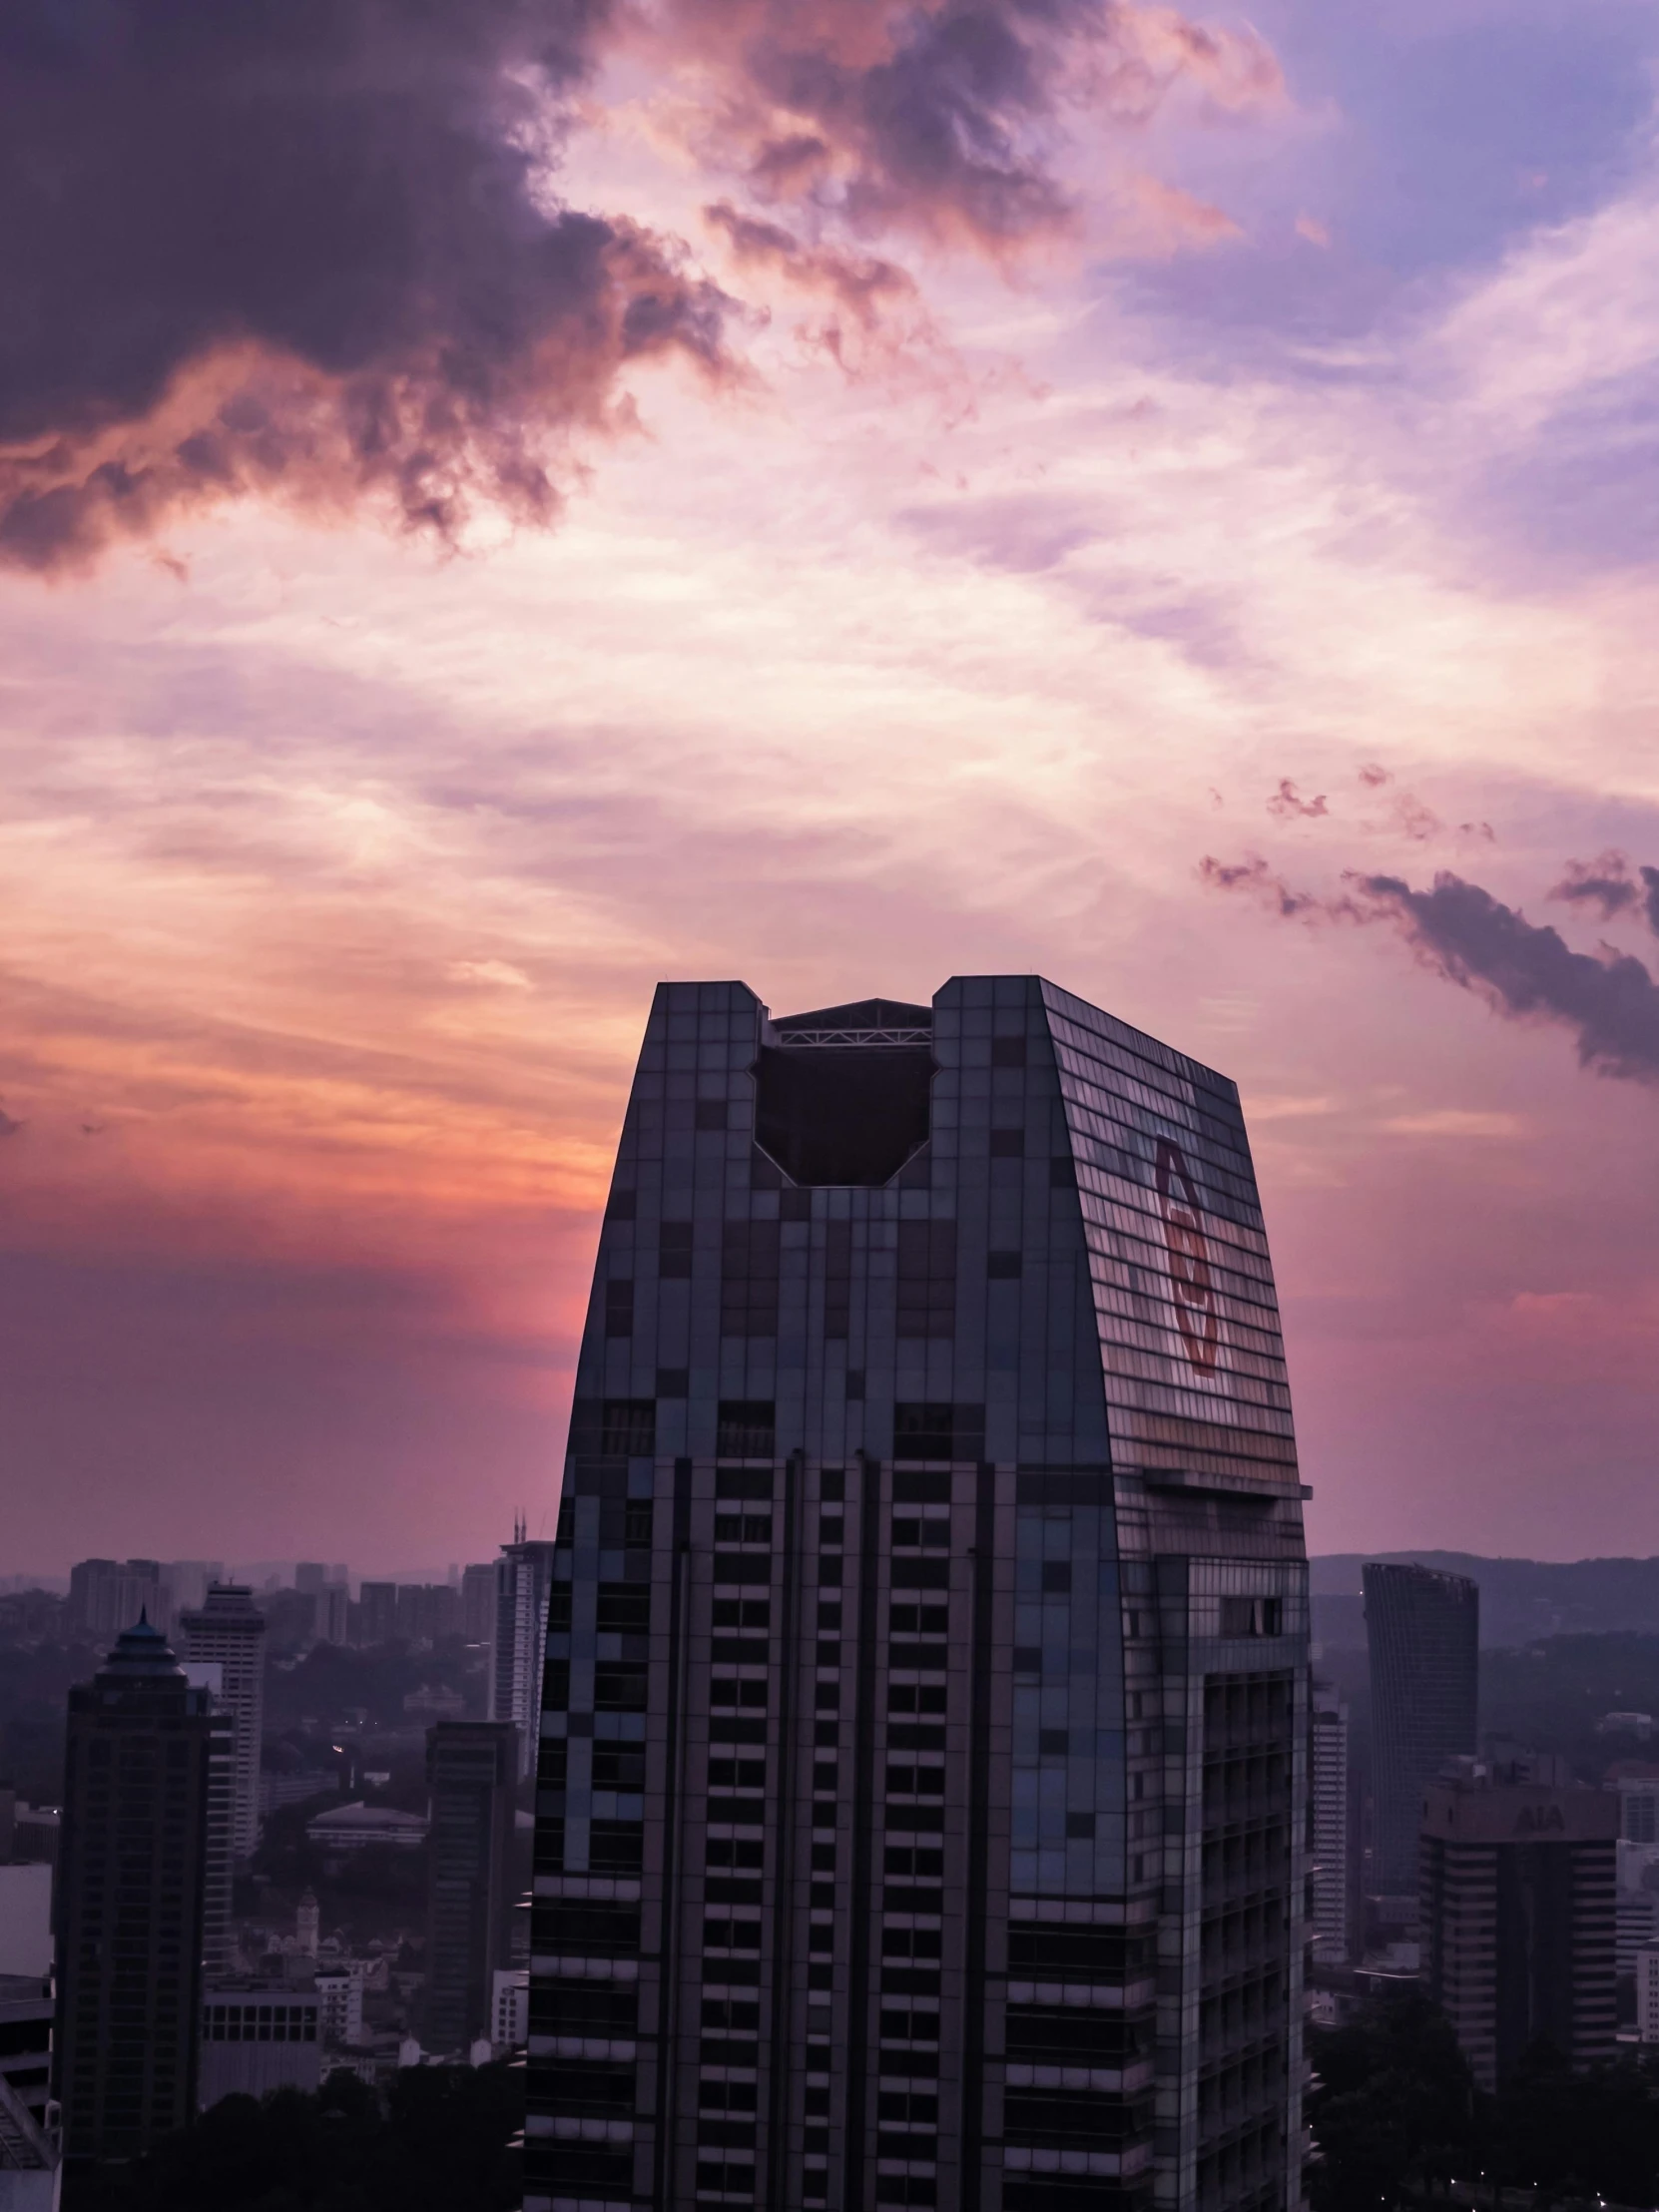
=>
[178,1585,268,1864]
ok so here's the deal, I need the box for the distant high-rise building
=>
[1421,1765,1617,2089]
[1615,1841,1659,1971]
[461,1562,496,1647]
[294,1563,327,1596]
[526,977,1312,2212]
[395,1583,461,1646]
[358,1582,398,1646]
[1637,1947,1659,2043]
[1612,1774,1659,1843]
[330,1564,349,1589]
[1365,1563,1478,1905]
[165,1561,226,1616]
[1310,1678,1351,1963]
[424,1721,519,2056]
[178,1585,268,1863]
[492,1534,558,1783]
[315,1582,350,1646]
[55,1618,233,2164]
[67,1559,167,1643]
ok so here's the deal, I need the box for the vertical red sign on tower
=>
[1155,1138,1219,1375]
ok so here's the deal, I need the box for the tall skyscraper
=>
[1364,1564,1478,1906]
[1420,1766,1617,2089]
[316,1581,350,1646]
[526,978,1311,2212]
[493,1533,560,1783]
[178,1584,268,1863]
[424,1721,520,2056]
[294,1563,327,1595]
[1309,1679,1351,1963]
[462,1561,498,1647]
[55,1618,233,2165]
[357,1581,398,1646]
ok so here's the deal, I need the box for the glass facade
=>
[526,977,1310,2212]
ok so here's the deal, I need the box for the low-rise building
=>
[491,1968,527,2054]
[199,1985,321,2108]
[314,1969,364,2050]
[0,1971,53,2137]
[304,1803,427,1856]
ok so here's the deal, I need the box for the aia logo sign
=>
[1155,1139,1219,1375]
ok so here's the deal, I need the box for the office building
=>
[462,1562,497,1647]
[1364,1564,1478,1908]
[55,1618,233,2164]
[1310,1680,1351,1964]
[493,1533,560,1783]
[526,977,1312,2212]
[304,1803,427,1857]
[316,1581,350,1647]
[1637,1948,1659,2043]
[0,1803,58,1870]
[178,1584,268,1863]
[396,1583,461,1646]
[199,1985,321,2106]
[1420,1768,1616,2090]
[425,1722,519,2056]
[0,1866,52,1981]
[357,1582,398,1647]
[1610,1772,1659,1844]
[295,1563,327,1595]
[67,1558,167,1643]
[315,1967,364,2050]
[1615,1841,1659,1972]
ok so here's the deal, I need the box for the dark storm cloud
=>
[1205,856,1659,1083]
[0,0,728,570]
[0,0,1276,570]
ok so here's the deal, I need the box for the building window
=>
[718,1401,777,1458]
[659,1221,694,1278]
[721,1224,781,1338]
[896,1224,956,1340]
[599,1399,656,1456]
[1220,1595,1284,1638]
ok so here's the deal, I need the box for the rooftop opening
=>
[756,999,933,1186]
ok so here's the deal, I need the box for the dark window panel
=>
[603,1280,634,1337]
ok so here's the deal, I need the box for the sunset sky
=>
[4,0,1658,1573]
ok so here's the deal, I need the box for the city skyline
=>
[4,0,1659,1576]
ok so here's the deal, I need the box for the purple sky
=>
[3,0,1658,1571]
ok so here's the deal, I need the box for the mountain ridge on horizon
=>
[1312,1550,1659,1648]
